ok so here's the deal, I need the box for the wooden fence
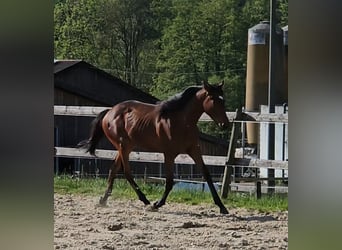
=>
[54,105,288,198]
[220,105,288,198]
[54,105,287,122]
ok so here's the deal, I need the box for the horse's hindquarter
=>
[118,102,165,151]
[102,101,155,148]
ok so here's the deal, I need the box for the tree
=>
[54,0,158,91]
[54,0,106,64]
[102,0,156,88]
[150,0,202,100]
[151,0,247,109]
[278,0,288,27]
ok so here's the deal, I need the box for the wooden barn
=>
[54,60,228,179]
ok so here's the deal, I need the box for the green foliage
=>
[278,0,288,27]
[242,0,270,25]
[54,176,288,212]
[54,0,158,90]
[54,0,106,63]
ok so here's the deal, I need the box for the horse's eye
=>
[214,95,225,104]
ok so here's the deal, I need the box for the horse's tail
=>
[77,109,110,155]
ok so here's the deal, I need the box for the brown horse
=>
[79,81,229,214]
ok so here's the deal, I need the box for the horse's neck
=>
[181,93,205,125]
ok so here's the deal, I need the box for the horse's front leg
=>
[99,155,122,205]
[188,146,229,214]
[153,155,175,209]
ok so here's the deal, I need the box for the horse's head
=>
[202,81,229,129]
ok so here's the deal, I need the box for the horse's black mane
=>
[159,86,202,115]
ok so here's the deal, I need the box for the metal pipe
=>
[267,0,277,192]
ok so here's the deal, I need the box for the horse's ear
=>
[218,80,224,88]
[203,80,211,91]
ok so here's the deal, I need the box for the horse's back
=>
[106,100,157,119]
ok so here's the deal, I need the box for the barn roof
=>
[54,59,82,74]
[54,60,158,105]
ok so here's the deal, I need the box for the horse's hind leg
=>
[153,155,174,209]
[120,149,150,205]
[99,154,122,205]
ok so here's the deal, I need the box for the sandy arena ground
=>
[54,194,288,249]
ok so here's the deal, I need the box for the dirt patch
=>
[54,194,288,249]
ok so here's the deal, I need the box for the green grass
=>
[54,175,288,212]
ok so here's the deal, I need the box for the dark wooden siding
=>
[55,88,107,106]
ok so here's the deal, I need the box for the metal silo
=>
[245,21,285,146]
[245,21,270,146]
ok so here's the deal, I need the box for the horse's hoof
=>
[97,197,108,207]
[145,205,159,212]
[220,207,229,214]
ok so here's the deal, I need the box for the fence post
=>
[259,105,269,180]
[54,127,59,176]
[221,108,241,199]
[144,166,147,184]
[256,181,262,199]
[275,105,285,180]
